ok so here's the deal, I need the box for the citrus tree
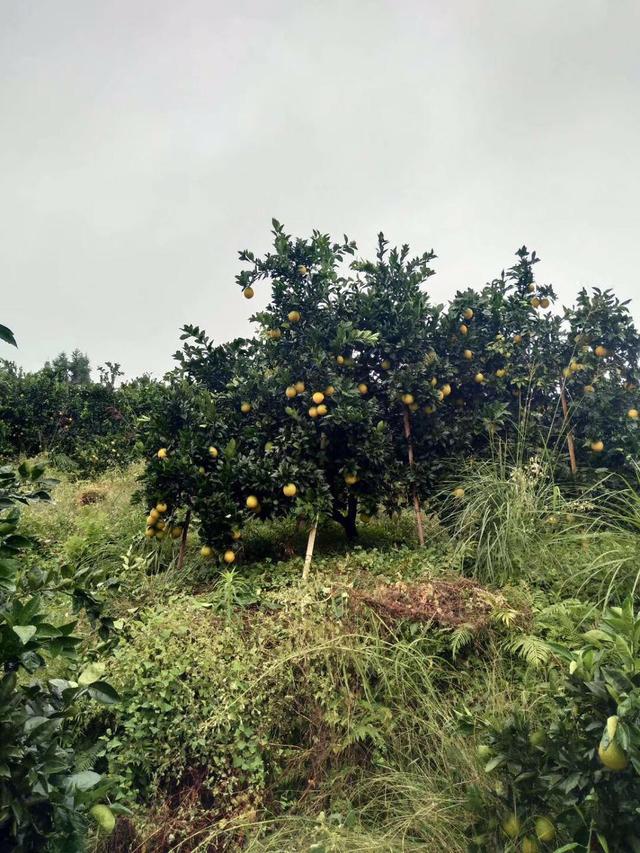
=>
[139,227,640,566]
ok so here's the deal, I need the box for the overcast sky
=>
[2,0,639,378]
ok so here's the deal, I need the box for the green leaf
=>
[78,661,106,686]
[66,770,102,791]
[87,681,120,704]
[0,324,17,347]
[12,625,37,644]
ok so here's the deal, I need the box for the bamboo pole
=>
[560,387,578,475]
[302,514,319,581]
[403,407,425,547]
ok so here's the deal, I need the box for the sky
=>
[2,0,639,379]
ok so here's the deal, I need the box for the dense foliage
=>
[0,358,165,477]
[139,222,640,563]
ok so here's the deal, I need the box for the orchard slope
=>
[139,221,640,561]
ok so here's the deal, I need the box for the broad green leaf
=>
[12,625,37,644]
[87,681,120,704]
[78,661,106,686]
[66,770,102,791]
[0,323,17,347]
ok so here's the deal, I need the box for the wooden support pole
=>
[560,387,578,475]
[403,407,425,547]
[302,514,319,581]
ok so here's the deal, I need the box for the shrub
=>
[0,462,121,851]
[472,597,640,851]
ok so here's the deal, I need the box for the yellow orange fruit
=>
[156,502,168,513]
[591,440,604,453]
[381,359,391,370]
[308,406,318,418]
[534,817,555,843]
[474,372,484,383]
[584,384,595,393]
[246,495,259,510]
[200,545,213,557]
[459,323,468,335]
[312,391,325,404]
[240,402,252,413]
[145,527,155,538]
[513,334,523,344]
[208,446,219,458]
[288,310,301,323]
[243,286,254,299]
[496,368,506,378]
[283,483,297,497]
[452,487,465,498]
[285,385,297,399]
[463,308,474,320]
[594,345,607,357]
[540,297,550,309]
[297,264,308,275]
[441,383,452,397]
[344,473,358,485]
[294,381,305,393]
[598,740,628,771]
[531,297,540,308]
[171,526,183,539]
[358,383,368,395]
[464,349,473,360]
[157,448,168,459]
[502,813,521,839]
[223,550,236,564]
[148,508,160,523]
[402,393,415,405]
[336,355,345,365]
[325,385,336,396]
[628,408,639,419]
[231,529,242,540]
[316,403,328,416]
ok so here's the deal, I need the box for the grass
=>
[16,458,639,852]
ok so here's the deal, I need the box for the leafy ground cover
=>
[10,459,638,852]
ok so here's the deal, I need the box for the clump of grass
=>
[440,448,563,585]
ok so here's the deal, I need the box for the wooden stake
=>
[403,407,425,547]
[560,387,577,475]
[177,509,191,572]
[302,514,319,581]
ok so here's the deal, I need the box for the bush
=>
[472,597,640,851]
[0,462,121,851]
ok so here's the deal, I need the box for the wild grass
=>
[440,448,564,585]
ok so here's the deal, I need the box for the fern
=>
[505,634,550,667]
[450,626,474,659]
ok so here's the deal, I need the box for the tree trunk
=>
[177,509,191,572]
[332,495,359,540]
[560,386,577,475]
[403,407,425,546]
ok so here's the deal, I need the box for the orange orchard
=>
[139,226,640,562]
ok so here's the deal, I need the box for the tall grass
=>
[440,444,563,585]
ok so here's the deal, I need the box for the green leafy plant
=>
[472,597,640,851]
[0,459,122,850]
